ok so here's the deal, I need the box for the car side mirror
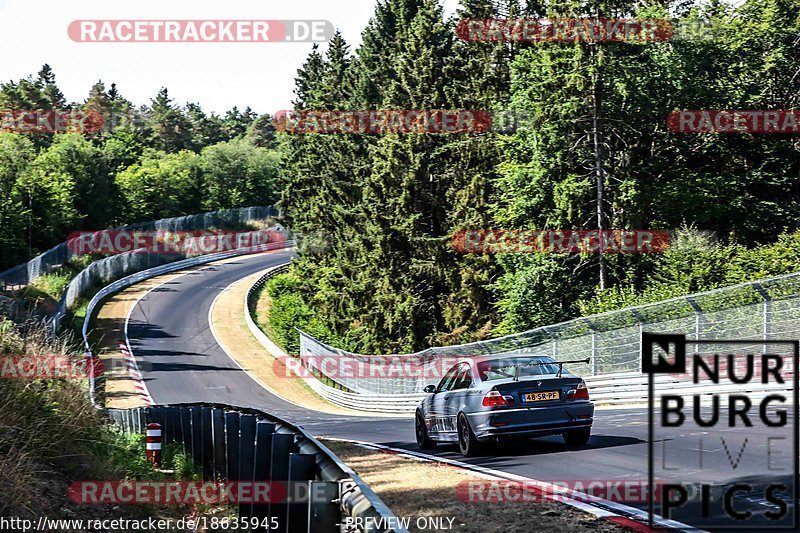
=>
[423,385,437,394]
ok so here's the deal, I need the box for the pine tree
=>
[37,64,66,109]
[149,88,192,152]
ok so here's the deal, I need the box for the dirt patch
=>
[322,440,632,533]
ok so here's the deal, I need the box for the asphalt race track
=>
[127,252,796,530]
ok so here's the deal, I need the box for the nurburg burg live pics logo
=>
[643,332,799,530]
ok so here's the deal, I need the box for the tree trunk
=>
[591,45,609,290]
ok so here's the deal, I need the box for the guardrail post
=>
[686,297,703,354]
[201,407,214,479]
[269,433,296,530]
[145,406,158,431]
[190,407,203,469]
[753,283,771,355]
[764,299,772,354]
[582,319,599,375]
[163,407,179,445]
[286,453,316,533]
[238,415,258,520]
[252,420,276,530]
[631,310,646,372]
[225,412,241,481]
[212,409,226,479]
[308,481,340,533]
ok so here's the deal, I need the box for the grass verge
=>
[0,319,233,524]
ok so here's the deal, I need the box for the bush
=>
[264,272,332,354]
[578,228,800,317]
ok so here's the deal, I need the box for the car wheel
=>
[563,428,591,446]
[457,414,482,457]
[415,412,435,450]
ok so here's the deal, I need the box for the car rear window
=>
[477,356,561,381]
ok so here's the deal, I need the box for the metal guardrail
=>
[108,403,406,533]
[0,206,280,287]
[80,240,294,406]
[53,225,289,333]
[80,245,404,532]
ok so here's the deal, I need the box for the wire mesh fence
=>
[300,272,800,394]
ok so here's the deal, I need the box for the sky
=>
[0,0,461,116]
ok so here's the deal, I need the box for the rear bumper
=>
[468,402,594,441]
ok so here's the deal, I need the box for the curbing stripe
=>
[118,335,154,406]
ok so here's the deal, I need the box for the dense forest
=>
[3,0,800,355]
[0,66,281,271]
[272,0,800,353]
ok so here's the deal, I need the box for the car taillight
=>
[575,381,590,400]
[482,390,510,407]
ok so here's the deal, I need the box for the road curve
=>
[126,252,790,528]
[126,251,651,475]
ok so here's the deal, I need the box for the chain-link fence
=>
[299,273,800,394]
[0,206,280,287]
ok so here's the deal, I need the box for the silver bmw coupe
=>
[415,354,594,456]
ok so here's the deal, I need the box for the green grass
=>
[11,255,99,304]
[0,319,227,523]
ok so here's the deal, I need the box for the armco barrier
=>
[108,403,405,533]
[0,205,280,287]
[53,225,289,333]
[243,267,425,414]
[80,241,295,406]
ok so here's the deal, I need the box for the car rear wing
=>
[509,358,591,380]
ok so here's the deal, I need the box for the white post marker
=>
[146,422,162,467]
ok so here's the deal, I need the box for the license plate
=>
[522,391,560,402]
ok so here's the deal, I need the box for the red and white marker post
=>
[146,422,162,467]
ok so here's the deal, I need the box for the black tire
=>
[457,413,482,457]
[563,428,591,446]
[416,412,435,450]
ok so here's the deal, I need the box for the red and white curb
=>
[322,438,702,533]
[119,341,154,406]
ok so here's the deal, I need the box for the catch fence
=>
[299,273,800,396]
